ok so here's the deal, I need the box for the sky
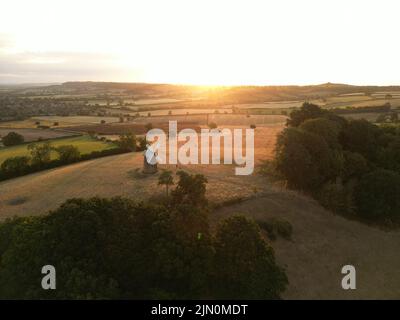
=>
[1,0,400,86]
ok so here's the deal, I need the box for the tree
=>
[354,169,400,220]
[341,151,369,181]
[136,137,147,151]
[55,145,80,162]
[339,119,382,162]
[275,127,341,192]
[300,118,342,149]
[171,171,208,207]
[378,137,400,173]
[213,216,288,299]
[27,141,52,166]
[118,133,136,151]
[287,102,328,127]
[2,132,24,146]
[0,197,213,299]
[0,156,30,176]
[158,170,174,196]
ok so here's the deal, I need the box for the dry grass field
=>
[213,195,400,299]
[0,127,76,142]
[0,116,120,128]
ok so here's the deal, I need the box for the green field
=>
[0,135,117,165]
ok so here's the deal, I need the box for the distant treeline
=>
[331,103,392,114]
[0,147,130,181]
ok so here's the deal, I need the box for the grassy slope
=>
[0,135,116,164]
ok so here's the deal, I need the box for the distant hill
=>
[4,81,400,104]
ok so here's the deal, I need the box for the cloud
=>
[0,50,140,83]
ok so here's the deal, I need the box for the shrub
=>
[275,127,340,192]
[171,170,208,207]
[27,141,52,167]
[0,156,30,176]
[378,137,400,173]
[341,151,369,181]
[258,218,293,241]
[300,118,342,149]
[54,145,80,163]
[117,133,136,151]
[354,169,400,220]
[317,181,354,215]
[213,216,288,299]
[287,102,328,127]
[339,119,382,162]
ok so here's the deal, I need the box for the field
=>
[0,116,120,128]
[133,114,288,126]
[32,115,121,126]
[0,124,399,299]
[0,135,116,165]
[0,127,77,143]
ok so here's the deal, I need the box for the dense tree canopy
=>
[0,197,287,299]
[354,169,400,219]
[275,127,340,191]
[286,102,328,127]
[277,103,400,223]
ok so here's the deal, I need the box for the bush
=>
[55,145,80,162]
[378,137,400,174]
[171,170,208,207]
[258,218,293,241]
[275,127,341,192]
[213,216,288,299]
[287,102,328,127]
[317,181,354,215]
[2,132,24,146]
[354,169,400,220]
[341,151,369,181]
[300,118,342,149]
[0,156,30,177]
[339,119,382,162]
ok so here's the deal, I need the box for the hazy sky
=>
[1,0,399,85]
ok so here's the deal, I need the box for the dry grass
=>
[0,127,76,142]
[212,195,400,299]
